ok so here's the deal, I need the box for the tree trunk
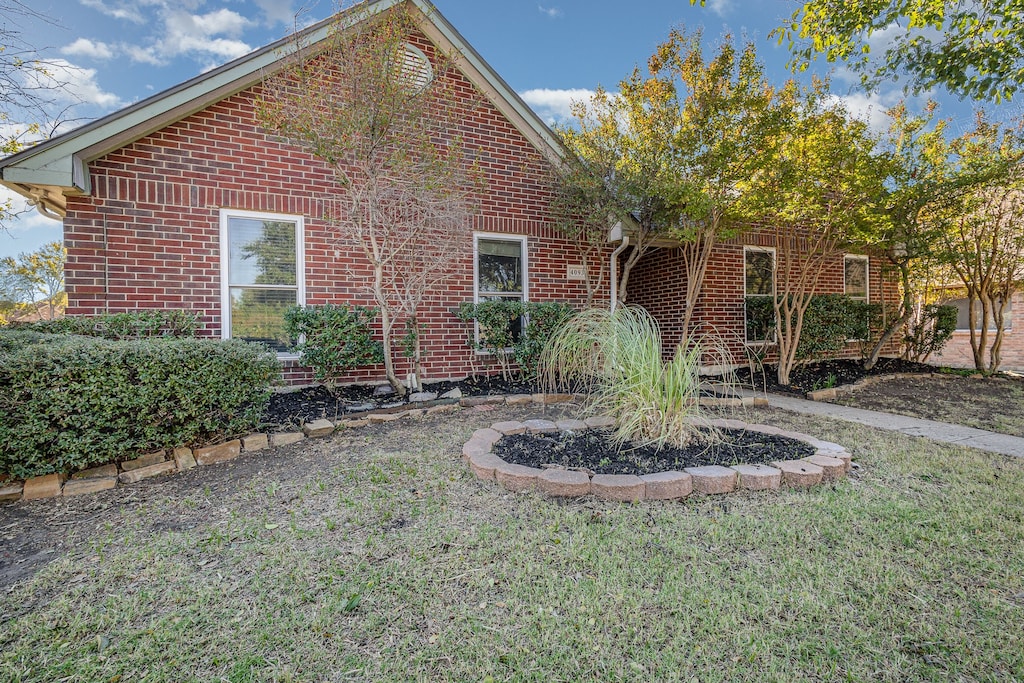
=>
[864,260,913,371]
[373,266,406,397]
[679,232,715,344]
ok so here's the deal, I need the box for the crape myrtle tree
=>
[652,29,777,341]
[770,0,1024,102]
[859,104,1019,370]
[938,118,1024,374]
[258,3,482,395]
[556,75,684,307]
[740,80,880,386]
[547,157,610,309]
[556,27,776,330]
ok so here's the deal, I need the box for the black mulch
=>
[261,375,542,430]
[493,428,815,476]
[735,357,938,396]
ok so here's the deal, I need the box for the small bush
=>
[796,294,878,363]
[457,300,577,381]
[0,335,280,479]
[9,309,202,339]
[283,304,383,384]
[903,303,957,362]
[515,302,577,380]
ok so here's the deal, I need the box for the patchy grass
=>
[833,374,1024,437]
[1,405,1022,682]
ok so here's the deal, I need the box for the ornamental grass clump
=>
[539,306,718,449]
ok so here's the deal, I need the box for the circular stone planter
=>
[463,418,853,501]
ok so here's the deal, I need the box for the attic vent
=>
[394,43,433,93]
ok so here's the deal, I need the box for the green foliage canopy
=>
[767,0,1024,102]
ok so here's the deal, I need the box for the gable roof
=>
[0,0,564,220]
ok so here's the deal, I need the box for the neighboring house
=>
[0,0,898,385]
[931,290,1024,372]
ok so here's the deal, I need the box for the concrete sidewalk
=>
[741,389,1024,459]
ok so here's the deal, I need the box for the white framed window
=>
[950,296,1013,332]
[473,233,527,345]
[220,209,305,355]
[744,246,775,344]
[844,255,869,302]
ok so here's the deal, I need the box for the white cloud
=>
[61,38,116,60]
[78,0,166,24]
[538,5,562,19]
[126,8,254,65]
[23,59,124,110]
[252,0,298,27]
[520,88,595,124]
[827,92,898,134]
[706,0,732,18]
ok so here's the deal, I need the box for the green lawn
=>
[1,405,1022,682]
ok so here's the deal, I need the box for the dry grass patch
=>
[0,405,1022,682]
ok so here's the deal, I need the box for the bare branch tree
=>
[259,2,482,394]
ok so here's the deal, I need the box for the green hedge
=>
[744,294,882,362]
[0,333,280,479]
[7,309,201,339]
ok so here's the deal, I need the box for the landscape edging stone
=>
[0,392,578,504]
[472,417,854,501]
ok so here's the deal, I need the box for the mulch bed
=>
[262,375,541,430]
[736,357,938,396]
[493,428,815,476]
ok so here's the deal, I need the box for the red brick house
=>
[0,0,896,385]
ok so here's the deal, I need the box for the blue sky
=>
[1,0,1015,259]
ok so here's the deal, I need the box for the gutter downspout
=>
[609,236,629,312]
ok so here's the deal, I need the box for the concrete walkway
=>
[741,389,1024,459]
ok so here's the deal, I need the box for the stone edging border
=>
[805,372,949,401]
[463,417,854,502]
[0,392,584,504]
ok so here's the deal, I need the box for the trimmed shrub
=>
[0,334,280,479]
[903,303,957,362]
[746,295,882,364]
[515,302,577,380]
[283,304,383,384]
[457,300,577,381]
[796,294,879,363]
[8,309,202,339]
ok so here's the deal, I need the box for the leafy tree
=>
[0,241,65,322]
[556,69,687,306]
[548,159,610,308]
[937,120,1024,373]
[739,82,880,385]
[258,3,481,395]
[768,0,1024,102]
[557,28,776,331]
[859,104,1019,370]
[652,29,778,341]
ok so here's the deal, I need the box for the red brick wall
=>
[931,291,1024,372]
[625,231,900,369]
[63,32,608,386]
